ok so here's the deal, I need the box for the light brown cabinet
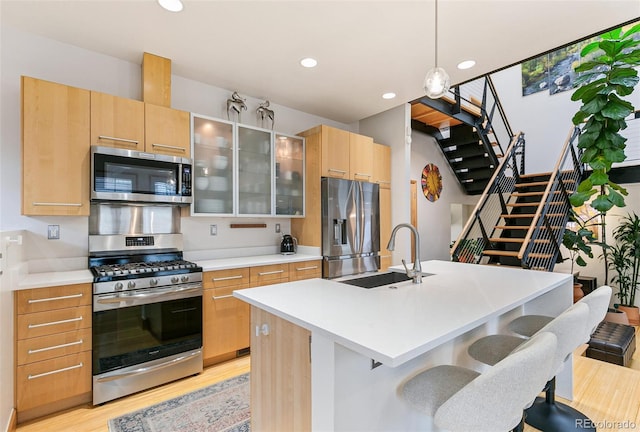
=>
[349,133,374,182]
[317,125,351,178]
[250,306,311,431]
[14,283,92,423]
[373,143,391,188]
[203,260,320,365]
[21,76,90,216]
[90,91,145,151]
[203,268,251,362]
[145,104,191,157]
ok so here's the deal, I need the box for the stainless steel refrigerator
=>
[322,177,380,278]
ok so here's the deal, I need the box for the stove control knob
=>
[181,275,189,283]
[149,278,158,286]
[115,282,124,291]
[127,281,136,289]
[171,276,179,284]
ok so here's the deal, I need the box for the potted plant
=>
[562,209,596,301]
[567,23,640,287]
[608,212,640,324]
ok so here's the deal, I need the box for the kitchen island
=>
[234,260,572,431]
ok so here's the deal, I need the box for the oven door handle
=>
[96,286,201,304]
[95,350,202,383]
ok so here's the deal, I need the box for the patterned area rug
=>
[108,373,250,432]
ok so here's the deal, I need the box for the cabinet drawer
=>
[289,260,322,281]
[17,328,92,366]
[16,350,92,412]
[16,284,91,314]
[250,264,289,286]
[17,305,91,340]
[204,268,250,290]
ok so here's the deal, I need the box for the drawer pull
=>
[98,135,139,145]
[28,362,83,380]
[212,294,234,300]
[32,202,82,207]
[152,143,186,152]
[28,316,83,329]
[296,265,319,271]
[28,339,83,354]
[354,172,372,178]
[328,168,347,174]
[27,293,83,304]
[258,270,285,276]
[212,275,244,282]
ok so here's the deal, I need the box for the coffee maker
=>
[280,234,297,255]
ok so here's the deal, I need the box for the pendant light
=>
[423,0,450,99]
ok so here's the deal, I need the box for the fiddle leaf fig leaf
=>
[603,147,626,163]
[581,41,602,56]
[607,188,627,207]
[592,194,614,212]
[590,170,609,185]
[622,23,640,39]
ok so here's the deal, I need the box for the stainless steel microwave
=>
[91,146,192,205]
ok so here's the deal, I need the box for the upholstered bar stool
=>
[401,332,557,432]
[509,285,612,339]
[468,302,592,432]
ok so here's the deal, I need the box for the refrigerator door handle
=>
[358,182,365,254]
[346,180,358,255]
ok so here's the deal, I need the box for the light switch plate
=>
[210,224,217,236]
[47,225,60,240]
[275,223,281,233]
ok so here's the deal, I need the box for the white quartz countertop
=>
[16,253,322,290]
[234,260,571,367]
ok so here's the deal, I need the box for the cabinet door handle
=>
[354,172,372,178]
[296,265,318,271]
[28,316,83,329]
[32,202,82,207]
[28,293,83,304]
[28,362,83,380]
[328,168,347,174]
[28,339,84,354]
[98,135,139,145]
[212,294,234,300]
[151,143,186,152]
[258,270,284,276]
[212,275,244,282]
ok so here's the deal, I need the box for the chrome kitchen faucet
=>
[386,223,422,284]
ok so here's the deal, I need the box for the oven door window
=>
[93,153,179,196]
[92,296,202,375]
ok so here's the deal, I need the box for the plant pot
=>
[573,282,584,303]
[604,308,630,325]
[617,305,640,326]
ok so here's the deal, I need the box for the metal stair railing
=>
[450,132,526,263]
[519,126,584,271]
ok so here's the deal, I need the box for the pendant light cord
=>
[434,0,439,68]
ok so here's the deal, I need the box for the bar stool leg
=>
[524,378,596,431]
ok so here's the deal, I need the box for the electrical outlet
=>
[47,225,60,240]
[210,224,217,236]
[275,223,281,233]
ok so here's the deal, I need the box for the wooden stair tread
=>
[520,172,552,179]
[495,225,562,230]
[528,253,553,259]
[502,214,535,218]
[515,181,549,187]
[483,250,519,257]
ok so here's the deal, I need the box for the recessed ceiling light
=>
[158,0,183,12]
[300,57,318,68]
[457,60,476,70]
[382,92,396,100]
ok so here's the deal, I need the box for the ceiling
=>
[2,1,638,124]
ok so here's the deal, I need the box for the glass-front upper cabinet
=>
[237,124,272,216]
[275,133,305,217]
[191,114,234,215]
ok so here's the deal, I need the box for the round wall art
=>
[421,163,442,202]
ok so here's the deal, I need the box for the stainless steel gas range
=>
[89,203,203,405]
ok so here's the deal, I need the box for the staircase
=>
[411,76,512,195]
[450,127,584,271]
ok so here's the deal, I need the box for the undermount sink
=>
[340,272,432,289]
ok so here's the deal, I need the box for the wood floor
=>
[15,341,640,432]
